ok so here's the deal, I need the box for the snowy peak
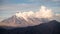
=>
[1,15,18,23]
[0,15,50,27]
[1,6,59,27]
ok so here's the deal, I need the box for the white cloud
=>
[15,5,60,22]
[35,6,54,18]
[0,5,60,22]
[15,6,54,21]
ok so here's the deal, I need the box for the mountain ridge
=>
[0,15,50,27]
[0,20,60,34]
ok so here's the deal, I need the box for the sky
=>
[0,0,60,21]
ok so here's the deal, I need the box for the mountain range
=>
[0,20,60,34]
[0,15,50,27]
[0,12,60,34]
[0,6,60,27]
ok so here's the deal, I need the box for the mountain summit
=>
[0,6,55,27]
[0,14,50,27]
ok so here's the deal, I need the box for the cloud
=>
[0,3,60,22]
[35,6,54,18]
[0,0,60,11]
[15,5,60,22]
[15,6,54,21]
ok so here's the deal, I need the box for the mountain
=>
[0,15,50,27]
[1,15,27,24]
[0,15,31,27]
[0,20,60,34]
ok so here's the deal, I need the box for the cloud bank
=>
[15,6,53,21]
[15,6,60,22]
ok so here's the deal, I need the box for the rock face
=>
[0,20,60,34]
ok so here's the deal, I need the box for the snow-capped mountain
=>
[0,14,50,27]
[1,6,60,27]
[0,6,55,27]
[0,20,60,34]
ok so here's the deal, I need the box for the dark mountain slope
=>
[0,20,60,34]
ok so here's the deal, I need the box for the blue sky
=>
[0,0,60,21]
